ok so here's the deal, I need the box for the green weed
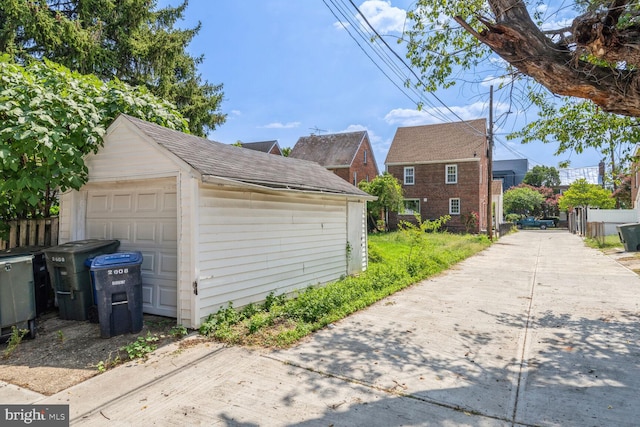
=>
[121,333,159,360]
[2,326,28,358]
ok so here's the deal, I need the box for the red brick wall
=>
[330,168,350,182]
[349,137,380,185]
[387,160,487,232]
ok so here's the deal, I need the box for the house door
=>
[347,201,366,275]
[84,179,178,317]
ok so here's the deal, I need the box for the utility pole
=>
[487,86,494,241]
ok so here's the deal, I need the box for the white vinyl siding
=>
[449,198,461,215]
[85,121,179,181]
[404,167,415,185]
[446,164,458,184]
[196,188,347,322]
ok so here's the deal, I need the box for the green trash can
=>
[44,239,120,321]
[616,223,640,252]
[0,254,36,339]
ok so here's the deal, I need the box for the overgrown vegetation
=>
[198,225,490,348]
[584,234,624,250]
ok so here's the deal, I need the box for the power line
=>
[323,0,545,166]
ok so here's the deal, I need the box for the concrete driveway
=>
[4,230,640,426]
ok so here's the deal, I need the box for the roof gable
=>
[113,115,370,197]
[385,119,487,165]
[290,131,366,167]
[240,140,281,155]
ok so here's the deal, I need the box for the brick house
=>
[240,140,283,155]
[385,119,490,233]
[290,131,380,185]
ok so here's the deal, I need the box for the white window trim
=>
[449,198,461,215]
[446,164,458,184]
[401,198,420,216]
[404,167,415,185]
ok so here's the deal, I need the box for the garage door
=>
[85,179,178,317]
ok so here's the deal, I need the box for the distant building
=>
[493,159,529,191]
[239,140,283,155]
[385,119,499,233]
[558,165,603,193]
[290,131,379,186]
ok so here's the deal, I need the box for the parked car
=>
[516,216,555,230]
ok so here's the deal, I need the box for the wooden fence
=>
[0,217,59,250]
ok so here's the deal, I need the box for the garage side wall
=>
[196,187,347,324]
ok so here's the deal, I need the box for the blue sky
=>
[159,0,605,174]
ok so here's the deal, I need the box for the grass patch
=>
[584,234,624,250]
[198,230,491,348]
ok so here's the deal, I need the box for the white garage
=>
[58,114,373,328]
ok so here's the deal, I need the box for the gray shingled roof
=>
[120,115,370,197]
[240,140,280,154]
[290,131,367,167]
[385,119,487,165]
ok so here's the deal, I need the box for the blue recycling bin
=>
[90,252,144,338]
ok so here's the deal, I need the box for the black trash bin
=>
[0,253,36,339]
[44,239,120,320]
[90,252,144,338]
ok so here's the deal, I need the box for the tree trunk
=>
[456,0,640,117]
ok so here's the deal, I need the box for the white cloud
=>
[357,1,406,34]
[480,74,512,88]
[262,121,301,129]
[230,110,242,116]
[333,21,350,30]
[384,102,493,126]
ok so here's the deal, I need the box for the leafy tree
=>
[0,0,224,136]
[523,166,561,189]
[558,179,616,210]
[404,1,640,167]
[0,56,188,225]
[406,1,640,117]
[611,173,632,209]
[281,147,292,157]
[511,99,637,178]
[503,186,544,217]
[358,172,403,231]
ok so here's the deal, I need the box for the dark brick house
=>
[385,119,489,233]
[240,140,283,155]
[290,131,380,185]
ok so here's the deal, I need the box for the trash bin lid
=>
[0,254,33,265]
[45,239,120,254]
[90,251,143,269]
[0,246,48,259]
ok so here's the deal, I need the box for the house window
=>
[446,164,458,184]
[364,150,368,165]
[401,199,420,215]
[353,171,358,186]
[449,198,460,215]
[404,167,415,185]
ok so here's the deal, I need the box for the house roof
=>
[385,119,487,165]
[240,140,280,154]
[290,131,368,168]
[117,115,371,197]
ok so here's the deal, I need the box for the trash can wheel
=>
[27,319,36,339]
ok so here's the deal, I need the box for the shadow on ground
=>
[0,310,179,395]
